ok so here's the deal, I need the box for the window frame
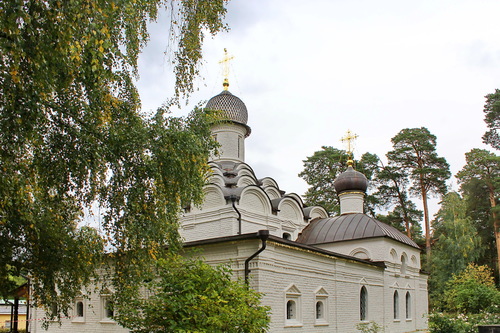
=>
[284,285,302,327]
[72,298,85,323]
[360,286,368,321]
[100,295,116,324]
[405,291,412,320]
[314,287,329,326]
[393,290,400,320]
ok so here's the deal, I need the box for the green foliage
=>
[456,149,500,276]
[299,147,350,214]
[115,254,271,333]
[442,263,500,314]
[429,264,500,332]
[428,312,500,333]
[373,161,423,240]
[387,127,450,258]
[298,147,378,215]
[482,89,500,150]
[356,321,384,333]
[429,193,484,308]
[0,0,227,317]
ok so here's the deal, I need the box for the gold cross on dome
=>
[340,129,358,161]
[219,48,234,90]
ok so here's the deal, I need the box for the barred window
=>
[316,301,324,319]
[76,301,84,317]
[286,300,296,320]
[360,286,368,321]
[406,292,411,319]
[393,291,399,319]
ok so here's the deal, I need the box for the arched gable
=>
[237,175,257,187]
[208,173,225,187]
[239,186,272,215]
[303,206,328,219]
[277,198,304,221]
[264,187,281,200]
[285,193,304,207]
[234,163,258,179]
[260,177,280,190]
[192,185,225,212]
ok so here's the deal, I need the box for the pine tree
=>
[387,127,450,262]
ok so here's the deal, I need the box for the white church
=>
[31,80,429,332]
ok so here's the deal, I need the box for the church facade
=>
[31,84,428,332]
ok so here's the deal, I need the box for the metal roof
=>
[206,90,249,125]
[297,213,420,249]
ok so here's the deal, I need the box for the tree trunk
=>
[420,179,431,266]
[488,183,500,278]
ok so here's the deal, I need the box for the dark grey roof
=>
[334,166,368,193]
[184,232,386,268]
[206,90,249,125]
[297,213,420,249]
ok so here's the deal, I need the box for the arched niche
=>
[350,247,371,260]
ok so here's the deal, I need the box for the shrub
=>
[356,321,384,333]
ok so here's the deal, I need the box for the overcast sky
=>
[135,0,500,218]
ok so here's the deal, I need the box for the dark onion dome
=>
[334,165,368,193]
[206,90,251,136]
[297,213,420,249]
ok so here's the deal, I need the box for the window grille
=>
[360,286,367,321]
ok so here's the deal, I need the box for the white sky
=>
[135,0,500,219]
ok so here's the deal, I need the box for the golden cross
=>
[219,48,234,90]
[340,129,358,158]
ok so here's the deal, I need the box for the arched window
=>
[76,301,84,317]
[360,286,368,321]
[104,299,114,319]
[316,301,324,319]
[400,254,407,274]
[406,292,411,319]
[283,232,291,240]
[286,300,296,320]
[393,291,399,319]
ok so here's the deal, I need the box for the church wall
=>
[211,123,247,162]
[180,206,239,242]
[30,285,128,333]
[315,238,428,331]
[181,201,307,243]
[199,239,397,333]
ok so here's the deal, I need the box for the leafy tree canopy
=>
[442,263,500,314]
[429,192,484,308]
[483,89,500,150]
[298,147,377,215]
[115,254,271,333]
[387,127,450,258]
[0,0,227,317]
[456,148,500,277]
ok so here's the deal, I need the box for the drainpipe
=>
[244,230,270,284]
[229,195,242,235]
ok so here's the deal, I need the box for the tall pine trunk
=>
[488,183,500,278]
[420,177,431,266]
